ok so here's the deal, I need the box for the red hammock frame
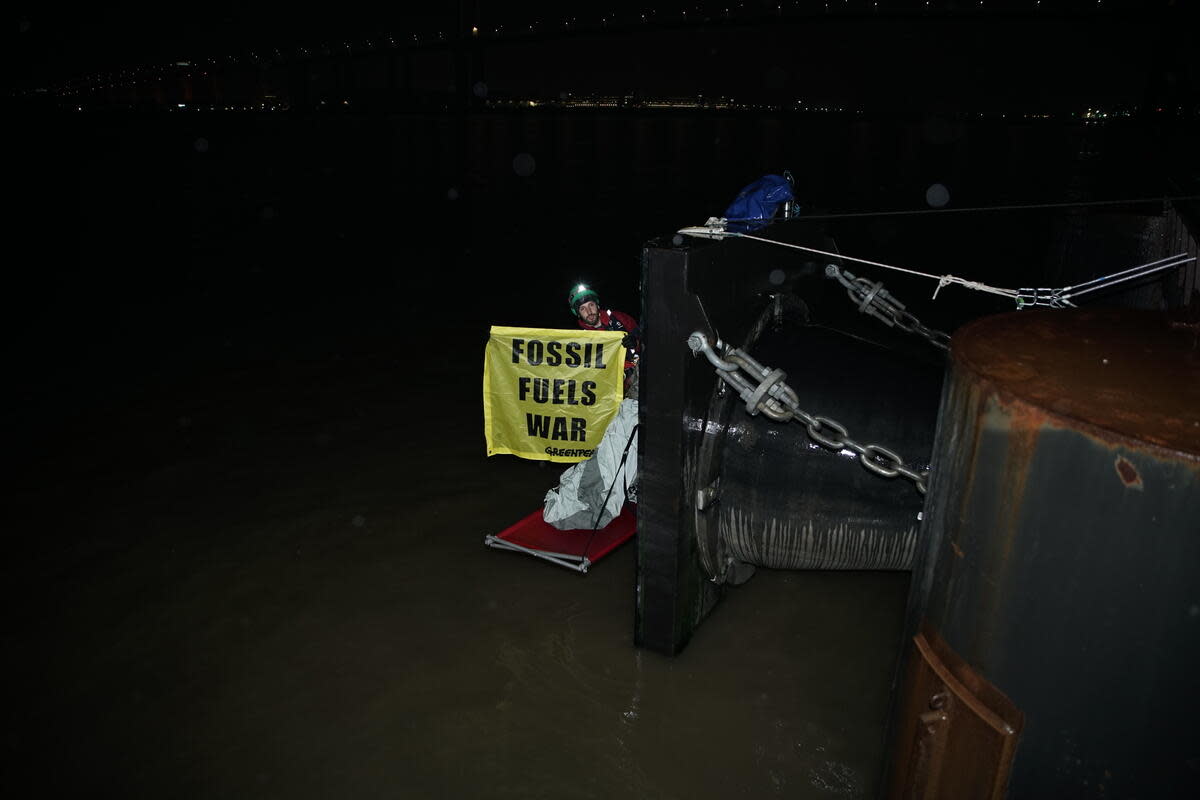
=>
[484,505,637,573]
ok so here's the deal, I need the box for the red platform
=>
[484,505,637,572]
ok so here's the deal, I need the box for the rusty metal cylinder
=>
[911,308,1200,798]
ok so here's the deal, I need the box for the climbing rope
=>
[786,193,1200,222]
[678,217,1195,310]
[1055,253,1196,304]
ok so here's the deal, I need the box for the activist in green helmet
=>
[566,280,643,395]
[568,281,640,346]
[567,283,600,317]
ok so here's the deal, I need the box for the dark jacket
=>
[579,308,641,355]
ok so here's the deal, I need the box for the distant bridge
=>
[31,1,1186,115]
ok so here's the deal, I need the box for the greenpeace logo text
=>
[544,447,595,458]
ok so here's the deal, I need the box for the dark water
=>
[4,110,1186,797]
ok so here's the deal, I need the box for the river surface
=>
[5,313,908,798]
[5,109,1177,797]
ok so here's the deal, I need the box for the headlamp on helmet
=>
[568,284,600,317]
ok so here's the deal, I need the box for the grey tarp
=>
[542,398,638,530]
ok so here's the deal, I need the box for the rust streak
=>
[1115,456,1144,490]
[951,309,1200,458]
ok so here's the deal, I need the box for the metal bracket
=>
[744,368,788,416]
[696,477,721,511]
[484,535,591,573]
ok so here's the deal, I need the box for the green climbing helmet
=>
[567,283,599,317]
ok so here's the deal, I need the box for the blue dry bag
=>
[722,174,794,232]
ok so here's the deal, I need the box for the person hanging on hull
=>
[567,282,641,395]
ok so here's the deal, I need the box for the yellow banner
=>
[483,326,626,462]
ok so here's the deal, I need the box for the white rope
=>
[678,219,1018,300]
[677,218,1194,309]
[1062,255,1196,301]
[738,232,1021,300]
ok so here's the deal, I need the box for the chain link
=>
[825,264,951,351]
[806,415,848,450]
[688,332,930,495]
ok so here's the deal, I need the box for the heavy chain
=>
[825,264,951,351]
[688,332,930,495]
